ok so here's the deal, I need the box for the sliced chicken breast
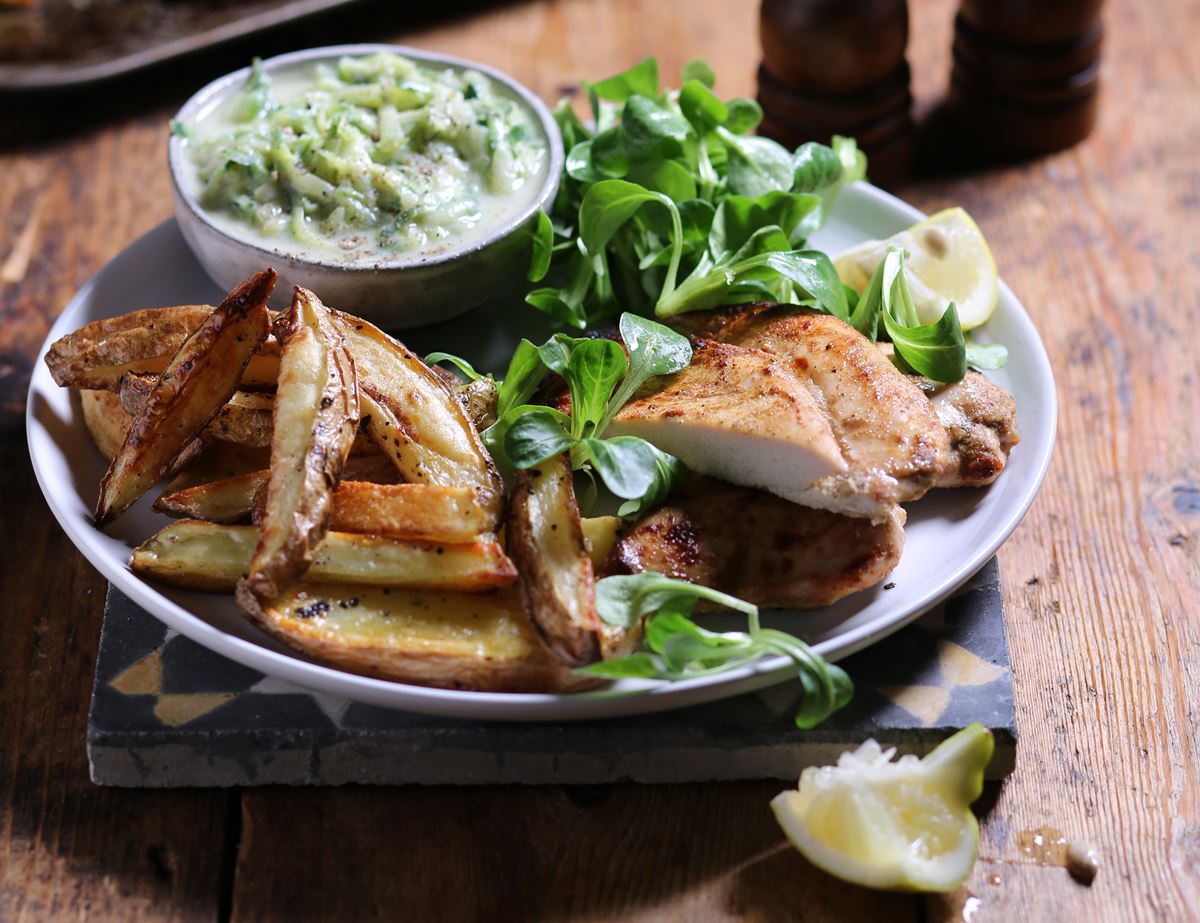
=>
[605,476,905,609]
[676,303,1016,516]
[604,338,847,504]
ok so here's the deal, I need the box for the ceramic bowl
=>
[168,44,563,329]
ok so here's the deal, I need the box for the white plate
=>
[26,183,1056,722]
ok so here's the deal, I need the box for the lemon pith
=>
[771,724,994,892]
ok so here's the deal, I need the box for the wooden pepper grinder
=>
[757,0,914,189]
[949,0,1104,155]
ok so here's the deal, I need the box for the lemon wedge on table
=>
[771,724,994,893]
[834,207,999,331]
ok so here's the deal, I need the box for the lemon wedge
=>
[834,207,999,330]
[771,724,994,892]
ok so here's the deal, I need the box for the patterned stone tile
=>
[88,560,1014,787]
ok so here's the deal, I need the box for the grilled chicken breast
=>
[605,476,905,609]
[921,372,1019,487]
[675,304,1017,516]
[605,339,847,503]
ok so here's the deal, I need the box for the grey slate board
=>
[87,559,1014,787]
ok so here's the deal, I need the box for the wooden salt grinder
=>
[757,0,913,189]
[950,0,1104,155]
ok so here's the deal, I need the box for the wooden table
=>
[2,0,1198,918]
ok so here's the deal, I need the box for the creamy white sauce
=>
[177,54,550,266]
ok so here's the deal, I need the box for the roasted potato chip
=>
[506,453,604,666]
[245,582,594,692]
[237,288,358,610]
[94,270,275,526]
[46,305,213,385]
[333,313,503,525]
[132,521,516,592]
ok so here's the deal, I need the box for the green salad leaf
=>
[577,572,853,728]
[528,211,554,283]
[851,248,969,383]
[504,408,575,467]
[466,313,693,518]
[680,58,716,88]
[588,57,659,102]
[527,56,866,329]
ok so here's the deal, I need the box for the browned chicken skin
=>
[674,303,1017,516]
[606,476,906,609]
[920,372,1020,486]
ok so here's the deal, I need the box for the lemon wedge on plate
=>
[834,208,999,330]
[771,724,994,892]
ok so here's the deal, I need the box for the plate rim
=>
[26,181,1057,721]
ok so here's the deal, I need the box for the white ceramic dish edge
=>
[26,181,1057,722]
[168,43,564,326]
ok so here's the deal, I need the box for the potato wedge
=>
[506,453,604,666]
[455,376,499,431]
[340,452,403,484]
[94,270,276,526]
[46,304,281,391]
[153,469,269,522]
[237,288,359,609]
[157,474,493,541]
[581,516,623,569]
[46,305,213,386]
[80,389,134,461]
[79,388,218,470]
[121,372,276,448]
[332,482,494,541]
[159,442,271,494]
[244,582,594,692]
[132,521,516,592]
[333,313,503,525]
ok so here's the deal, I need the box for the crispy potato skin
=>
[46,305,281,391]
[607,475,905,608]
[250,583,597,692]
[335,312,503,526]
[237,287,359,611]
[153,469,270,523]
[94,270,276,526]
[121,372,276,449]
[507,454,603,667]
[46,305,214,387]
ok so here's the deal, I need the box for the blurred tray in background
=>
[0,0,365,89]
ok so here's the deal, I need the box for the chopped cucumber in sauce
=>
[180,53,548,259]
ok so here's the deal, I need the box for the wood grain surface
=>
[2,0,1198,919]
